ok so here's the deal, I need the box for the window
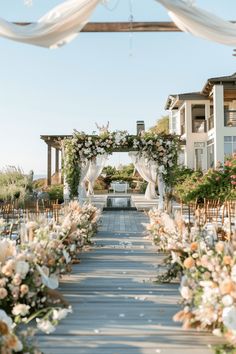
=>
[224,136,236,158]
[192,104,206,133]
[195,148,204,170]
[224,107,236,127]
[178,149,185,165]
[207,144,214,168]
[172,115,177,132]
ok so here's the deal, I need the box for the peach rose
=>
[220,279,235,295]
[183,257,195,269]
[0,288,8,299]
[215,242,225,253]
[190,242,198,251]
[20,284,29,296]
[223,256,233,266]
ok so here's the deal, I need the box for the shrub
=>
[0,166,32,201]
[46,185,64,203]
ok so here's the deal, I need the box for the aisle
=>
[38,211,218,354]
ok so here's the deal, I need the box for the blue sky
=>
[1,0,236,175]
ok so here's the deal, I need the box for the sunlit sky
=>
[1,0,236,175]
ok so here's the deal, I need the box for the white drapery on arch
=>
[0,0,236,48]
[86,154,108,196]
[156,0,236,47]
[78,161,90,204]
[129,152,158,199]
[129,152,165,209]
[0,0,100,48]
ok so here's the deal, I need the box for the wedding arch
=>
[62,129,180,208]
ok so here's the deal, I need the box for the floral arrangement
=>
[63,130,180,198]
[0,201,100,353]
[174,238,236,352]
[147,207,236,353]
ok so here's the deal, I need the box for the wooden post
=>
[60,149,64,185]
[55,148,59,174]
[47,143,52,186]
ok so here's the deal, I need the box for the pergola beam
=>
[14,21,182,32]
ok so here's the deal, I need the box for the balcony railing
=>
[208,114,214,131]
[225,110,236,127]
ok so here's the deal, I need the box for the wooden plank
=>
[14,21,181,32]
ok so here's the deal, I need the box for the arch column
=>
[47,143,52,186]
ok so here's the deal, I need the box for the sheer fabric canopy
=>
[157,0,236,46]
[129,152,158,200]
[78,161,90,204]
[86,154,108,196]
[0,0,236,48]
[0,0,100,48]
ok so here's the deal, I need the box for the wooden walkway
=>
[38,211,218,354]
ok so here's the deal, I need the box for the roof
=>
[165,92,208,110]
[202,72,236,95]
[165,72,236,110]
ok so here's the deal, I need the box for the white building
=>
[166,72,236,170]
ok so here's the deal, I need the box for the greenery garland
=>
[63,130,180,198]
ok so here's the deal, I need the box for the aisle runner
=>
[38,211,218,354]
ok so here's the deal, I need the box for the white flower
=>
[36,319,56,334]
[52,307,72,321]
[12,304,30,317]
[0,309,13,328]
[36,265,59,289]
[222,306,236,331]
[15,261,29,279]
[180,286,192,300]
[212,328,223,337]
[222,295,234,307]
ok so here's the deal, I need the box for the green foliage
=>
[213,344,236,354]
[33,178,46,190]
[174,157,236,203]
[165,165,194,192]
[63,139,80,198]
[93,178,107,191]
[46,185,64,203]
[149,115,169,134]
[0,166,32,201]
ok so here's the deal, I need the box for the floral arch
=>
[63,129,180,207]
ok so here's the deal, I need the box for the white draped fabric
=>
[86,154,108,196]
[157,173,165,210]
[156,0,236,47]
[78,161,90,204]
[1,0,236,48]
[129,152,158,200]
[0,0,100,48]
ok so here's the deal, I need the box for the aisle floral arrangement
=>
[147,207,236,353]
[0,201,100,353]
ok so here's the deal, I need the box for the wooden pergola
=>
[16,21,181,32]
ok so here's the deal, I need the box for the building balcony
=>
[207,114,214,131]
[224,110,236,127]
